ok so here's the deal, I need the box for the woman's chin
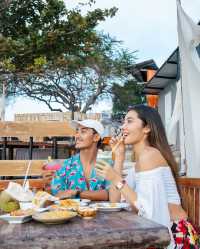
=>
[124,137,132,145]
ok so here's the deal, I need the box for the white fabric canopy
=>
[177,0,200,177]
[167,80,182,146]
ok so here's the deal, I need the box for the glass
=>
[96,150,113,166]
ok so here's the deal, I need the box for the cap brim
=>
[70,120,81,130]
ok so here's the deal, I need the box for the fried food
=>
[77,207,97,218]
[59,199,79,209]
[10,209,34,216]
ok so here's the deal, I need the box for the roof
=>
[144,21,200,95]
[143,49,179,95]
[127,59,158,82]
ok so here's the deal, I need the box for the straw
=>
[23,160,32,189]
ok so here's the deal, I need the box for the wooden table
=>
[0,211,170,249]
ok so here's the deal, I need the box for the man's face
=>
[75,125,99,149]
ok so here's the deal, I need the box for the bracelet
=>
[115,179,126,191]
[75,190,81,198]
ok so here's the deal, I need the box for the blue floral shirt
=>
[51,153,110,195]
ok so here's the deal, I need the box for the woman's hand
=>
[96,160,122,183]
[110,135,125,161]
[55,190,78,199]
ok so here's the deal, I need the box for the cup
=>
[96,150,113,166]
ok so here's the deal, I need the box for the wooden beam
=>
[0,121,76,137]
[0,179,45,191]
[177,177,200,187]
[0,160,46,176]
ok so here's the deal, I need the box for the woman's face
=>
[122,110,149,145]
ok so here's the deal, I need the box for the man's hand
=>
[55,190,78,199]
[42,170,56,191]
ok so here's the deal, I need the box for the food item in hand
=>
[77,207,97,218]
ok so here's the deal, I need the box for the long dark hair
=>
[128,105,178,178]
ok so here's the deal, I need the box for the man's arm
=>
[80,189,109,201]
[55,189,108,201]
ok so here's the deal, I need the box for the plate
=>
[0,214,32,224]
[90,202,130,212]
[32,210,77,224]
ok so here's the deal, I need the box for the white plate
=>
[0,214,32,224]
[90,202,130,212]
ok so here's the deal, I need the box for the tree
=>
[0,0,136,118]
[15,34,135,118]
[0,0,117,95]
[0,0,118,73]
[112,80,146,121]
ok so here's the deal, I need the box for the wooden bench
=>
[0,121,75,190]
[0,160,47,191]
[177,177,200,233]
[0,121,76,160]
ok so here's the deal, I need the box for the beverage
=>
[96,150,113,166]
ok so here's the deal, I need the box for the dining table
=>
[0,210,170,249]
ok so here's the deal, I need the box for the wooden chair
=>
[0,160,46,191]
[0,121,75,191]
[177,177,200,233]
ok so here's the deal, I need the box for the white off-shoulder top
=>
[124,166,180,249]
[126,167,180,228]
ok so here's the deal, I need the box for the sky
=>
[5,0,200,120]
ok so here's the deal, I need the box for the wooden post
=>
[29,136,33,159]
[8,146,14,160]
[2,137,7,160]
[52,137,58,159]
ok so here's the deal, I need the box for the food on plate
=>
[109,203,117,208]
[0,200,20,213]
[37,210,77,220]
[77,207,97,218]
[96,202,117,208]
[10,209,34,216]
[59,199,79,209]
[49,204,60,210]
[0,191,20,213]
[32,191,58,208]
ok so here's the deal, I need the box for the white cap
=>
[71,119,105,139]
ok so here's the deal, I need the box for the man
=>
[50,119,110,201]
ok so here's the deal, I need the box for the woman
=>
[96,105,199,249]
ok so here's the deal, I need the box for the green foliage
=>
[112,80,146,118]
[0,0,118,73]
[0,0,137,114]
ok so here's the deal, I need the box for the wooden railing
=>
[177,177,200,231]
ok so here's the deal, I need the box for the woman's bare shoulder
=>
[137,147,168,171]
